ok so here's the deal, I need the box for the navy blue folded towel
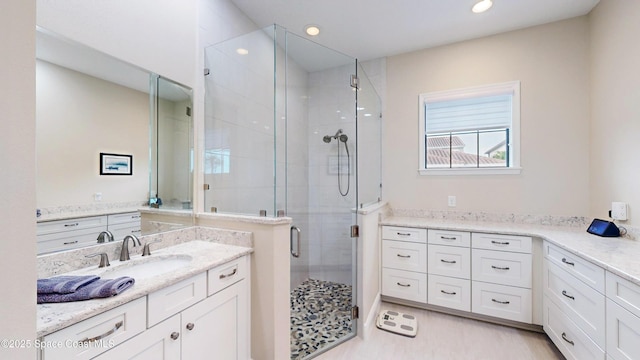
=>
[37,276,135,304]
[37,275,100,294]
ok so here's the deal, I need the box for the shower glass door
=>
[284,31,359,360]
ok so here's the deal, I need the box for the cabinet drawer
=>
[382,240,427,273]
[544,260,605,348]
[428,229,470,247]
[37,216,108,235]
[606,299,640,360]
[108,222,142,241]
[208,256,248,296]
[92,313,181,360]
[428,274,471,312]
[428,244,470,279]
[148,272,207,327]
[543,295,605,360]
[544,241,605,293]
[472,233,532,254]
[382,268,427,303]
[42,297,146,360]
[472,281,532,323]
[107,212,141,225]
[606,271,640,318]
[37,226,106,254]
[382,226,427,243]
[472,249,532,288]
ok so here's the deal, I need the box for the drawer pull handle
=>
[170,332,180,340]
[561,290,575,300]
[80,321,123,344]
[440,236,457,240]
[561,332,574,346]
[397,254,411,258]
[440,290,457,295]
[132,229,142,233]
[440,259,457,264]
[397,232,411,236]
[491,265,510,271]
[186,323,195,331]
[219,268,238,279]
[132,215,141,219]
[491,240,510,245]
[64,223,79,227]
[63,240,79,245]
[491,299,510,305]
[561,258,575,266]
[397,282,411,287]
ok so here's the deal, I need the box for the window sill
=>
[418,167,522,176]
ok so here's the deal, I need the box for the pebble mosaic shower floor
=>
[290,279,353,360]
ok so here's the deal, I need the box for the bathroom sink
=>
[101,254,193,280]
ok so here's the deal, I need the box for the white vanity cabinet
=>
[107,212,142,240]
[471,233,533,323]
[605,271,640,360]
[41,255,250,360]
[542,241,605,360]
[37,216,108,254]
[381,226,428,303]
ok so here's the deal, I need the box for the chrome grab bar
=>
[290,226,301,258]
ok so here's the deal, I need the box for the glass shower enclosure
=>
[204,25,381,359]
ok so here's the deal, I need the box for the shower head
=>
[323,129,347,143]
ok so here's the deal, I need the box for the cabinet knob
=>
[170,332,180,340]
[186,323,195,331]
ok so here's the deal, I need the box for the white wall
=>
[36,0,197,88]
[589,0,640,226]
[36,60,149,208]
[385,17,591,217]
[0,1,37,359]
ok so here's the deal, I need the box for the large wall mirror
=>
[35,27,194,253]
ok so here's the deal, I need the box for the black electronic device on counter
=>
[587,218,620,237]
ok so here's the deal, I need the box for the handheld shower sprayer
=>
[322,128,350,196]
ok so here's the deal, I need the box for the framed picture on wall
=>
[100,153,133,175]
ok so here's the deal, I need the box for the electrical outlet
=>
[448,195,456,207]
[94,192,102,201]
[611,202,627,221]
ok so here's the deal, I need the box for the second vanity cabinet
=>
[381,226,534,325]
[41,256,249,360]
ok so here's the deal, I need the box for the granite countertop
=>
[37,240,252,337]
[381,216,640,287]
[37,207,143,223]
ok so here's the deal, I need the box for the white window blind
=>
[425,94,512,133]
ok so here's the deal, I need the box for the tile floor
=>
[314,302,565,360]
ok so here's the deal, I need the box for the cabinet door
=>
[181,280,249,360]
[382,240,427,273]
[543,295,605,360]
[428,274,471,311]
[381,268,428,303]
[92,314,181,360]
[428,244,470,279]
[606,299,640,360]
[472,249,532,288]
[544,260,605,348]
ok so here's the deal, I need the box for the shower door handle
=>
[290,226,301,258]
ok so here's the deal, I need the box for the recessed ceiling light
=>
[305,25,320,36]
[236,48,249,55]
[472,0,493,13]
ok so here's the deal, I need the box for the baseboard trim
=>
[361,292,381,340]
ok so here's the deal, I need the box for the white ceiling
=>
[231,0,600,61]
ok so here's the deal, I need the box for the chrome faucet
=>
[120,234,141,261]
[96,230,114,243]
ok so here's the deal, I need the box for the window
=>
[205,148,230,174]
[418,81,521,175]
